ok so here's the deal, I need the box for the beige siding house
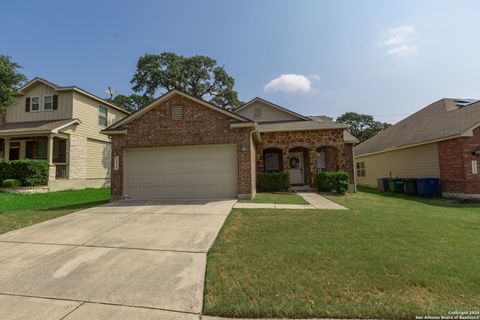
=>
[0,77,129,191]
[355,98,480,198]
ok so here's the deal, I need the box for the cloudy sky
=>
[2,0,479,123]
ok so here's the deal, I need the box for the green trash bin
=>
[388,178,405,193]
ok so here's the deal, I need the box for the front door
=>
[289,152,304,185]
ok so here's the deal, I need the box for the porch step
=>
[290,185,310,192]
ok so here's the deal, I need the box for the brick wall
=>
[344,143,355,184]
[110,93,254,198]
[438,127,480,195]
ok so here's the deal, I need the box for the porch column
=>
[3,137,10,160]
[47,135,56,181]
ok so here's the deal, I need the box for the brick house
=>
[355,98,480,199]
[102,90,357,200]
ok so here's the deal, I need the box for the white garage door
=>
[124,144,237,199]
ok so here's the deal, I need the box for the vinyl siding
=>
[6,83,73,122]
[355,143,440,187]
[86,138,111,179]
[72,92,127,142]
[236,101,303,122]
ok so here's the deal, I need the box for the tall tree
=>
[0,55,27,113]
[337,112,391,143]
[109,94,155,113]
[131,52,242,110]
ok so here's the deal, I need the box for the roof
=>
[235,97,310,121]
[103,90,252,133]
[355,98,480,156]
[258,120,348,133]
[16,77,130,115]
[0,119,80,136]
[344,131,359,144]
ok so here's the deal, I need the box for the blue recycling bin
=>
[416,178,439,197]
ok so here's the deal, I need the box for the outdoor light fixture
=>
[472,146,480,158]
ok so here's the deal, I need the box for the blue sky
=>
[1,0,479,123]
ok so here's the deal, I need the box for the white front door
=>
[289,152,304,185]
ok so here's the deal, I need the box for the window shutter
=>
[25,97,31,112]
[52,95,58,110]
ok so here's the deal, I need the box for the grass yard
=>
[0,188,110,234]
[239,192,308,204]
[204,187,480,319]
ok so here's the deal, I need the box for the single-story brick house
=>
[355,98,480,199]
[102,90,357,199]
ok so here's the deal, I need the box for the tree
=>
[109,94,155,113]
[131,52,242,110]
[0,55,27,113]
[336,112,390,143]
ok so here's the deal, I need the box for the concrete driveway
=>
[0,198,236,320]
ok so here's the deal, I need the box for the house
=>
[102,90,357,200]
[355,98,480,199]
[0,77,129,191]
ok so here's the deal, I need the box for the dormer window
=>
[254,107,262,118]
[44,96,53,111]
[30,97,40,112]
[98,105,108,126]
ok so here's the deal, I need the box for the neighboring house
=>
[0,77,129,191]
[355,98,480,199]
[102,90,357,200]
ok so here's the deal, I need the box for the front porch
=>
[0,135,69,181]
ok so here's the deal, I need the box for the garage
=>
[124,144,238,199]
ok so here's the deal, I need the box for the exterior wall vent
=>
[172,105,184,120]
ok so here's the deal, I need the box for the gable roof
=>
[103,90,252,132]
[258,120,348,133]
[235,97,310,121]
[355,98,480,156]
[15,77,129,115]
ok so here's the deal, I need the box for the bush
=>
[2,179,22,188]
[316,171,349,193]
[258,172,290,192]
[0,160,49,187]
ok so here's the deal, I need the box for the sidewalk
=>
[233,192,347,210]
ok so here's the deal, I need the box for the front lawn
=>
[0,188,110,234]
[239,192,308,204]
[204,189,480,319]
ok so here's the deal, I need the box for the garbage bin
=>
[416,178,440,197]
[403,178,418,195]
[388,178,405,193]
[377,178,390,192]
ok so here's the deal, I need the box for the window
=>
[31,97,40,112]
[316,151,326,172]
[44,95,53,111]
[172,105,184,120]
[26,140,48,160]
[53,138,67,163]
[254,107,262,118]
[98,106,108,126]
[263,148,282,172]
[356,161,366,177]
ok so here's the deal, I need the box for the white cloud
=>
[264,74,319,93]
[380,26,417,57]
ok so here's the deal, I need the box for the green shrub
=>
[258,172,290,191]
[0,160,49,187]
[316,171,349,193]
[2,179,22,188]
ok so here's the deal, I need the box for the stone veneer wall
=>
[110,94,255,198]
[256,129,347,186]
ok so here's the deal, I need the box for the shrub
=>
[258,172,290,192]
[0,160,49,187]
[316,171,349,193]
[2,179,22,188]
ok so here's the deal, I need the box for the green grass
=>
[239,192,308,204]
[0,188,110,234]
[204,188,480,319]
